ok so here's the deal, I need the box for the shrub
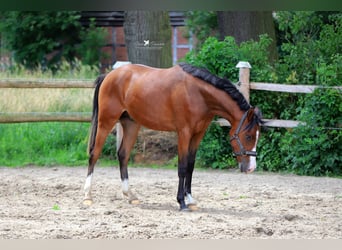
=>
[281,89,342,176]
[185,12,341,176]
[257,128,287,172]
[275,11,341,85]
[184,35,276,169]
[196,122,235,169]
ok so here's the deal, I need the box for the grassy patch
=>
[0,122,90,166]
[0,61,104,167]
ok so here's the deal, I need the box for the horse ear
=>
[254,106,262,117]
[247,107,255,119]
[247,107,255,121]
[253,106,264,125]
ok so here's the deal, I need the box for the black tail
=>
[87,74,107,156]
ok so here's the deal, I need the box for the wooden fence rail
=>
[0,112,92,123]
[250,82,341,93]
[0,79,94,88]
[0,62,340,128]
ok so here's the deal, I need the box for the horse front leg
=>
[184,150,198,210]
[176,130,192,211]
[177,155,189,211]
[184,130,208,211]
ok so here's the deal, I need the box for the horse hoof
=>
[188,204,199,211]
[83,199,93,206]
[179,204,191,212]
[180,207,191,212]
[129,199,140,205]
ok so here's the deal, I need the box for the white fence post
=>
[236,61,252,103]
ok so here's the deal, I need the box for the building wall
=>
[172,26,192,65]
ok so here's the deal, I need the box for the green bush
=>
[275,11,341,85]
[185,11,341,176]
[184,35,276,169]
[196,122,235,169]
[281,89,342,176]
[257,128,287,172]
[185,35,274,82]
[102,133,118,161]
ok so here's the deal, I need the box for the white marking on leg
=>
[248,130,259,173]
[122,178,129,195]
[185,193,196,205]
[84,173,93,200]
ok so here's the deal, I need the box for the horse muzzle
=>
[239,162,256,174]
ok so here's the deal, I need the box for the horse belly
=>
[125,92,177,132]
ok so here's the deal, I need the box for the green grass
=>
[0,122,152,167]
[0,62,104,167]
[0,122,91,166]
[0,121,180,168]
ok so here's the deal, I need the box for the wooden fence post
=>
[236,61,251,103]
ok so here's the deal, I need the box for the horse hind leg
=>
[83,118,119,206]
[117,116,141,204]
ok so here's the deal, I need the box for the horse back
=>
[98,64,212,132]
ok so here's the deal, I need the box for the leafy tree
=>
[76,18,108,67]
[0,11,109,71]
[0,11,82,71]
[275,11,341,85]
[185,11,218,50]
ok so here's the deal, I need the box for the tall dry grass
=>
[0,88,93,112]
[0,61,105,166]
[0,60,105,113]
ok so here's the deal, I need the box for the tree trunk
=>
[217,11,278,62]
[123,11,172,68]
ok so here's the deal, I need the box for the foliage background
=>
[185,11,341,176]
[0,11,341,176]
[0,11,108,71]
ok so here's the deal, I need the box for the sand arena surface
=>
[0,166,341,239]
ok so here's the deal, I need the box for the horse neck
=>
[203,86,246,127]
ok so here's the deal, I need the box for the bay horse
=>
[83,62,263,211]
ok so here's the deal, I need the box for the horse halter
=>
[230,109,257,157]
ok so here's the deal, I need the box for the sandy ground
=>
[0,166,341,239]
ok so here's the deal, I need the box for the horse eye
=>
[245,135,252,141]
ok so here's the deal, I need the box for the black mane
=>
[178,63,251,111]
